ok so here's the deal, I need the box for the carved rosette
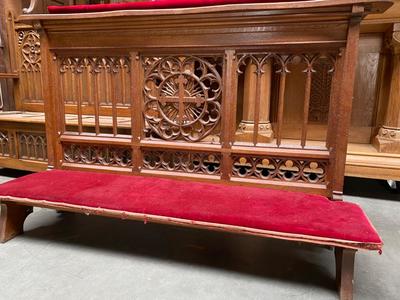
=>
[143,56,222,142]
[232,156,327,184]
[64,144,132,167]
[18,30,41,72]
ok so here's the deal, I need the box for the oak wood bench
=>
[3,0,392,299]
[0,169,382,300]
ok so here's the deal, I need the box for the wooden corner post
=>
[330,6,363,200]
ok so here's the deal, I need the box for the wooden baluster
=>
[253,66,261,146]
[111,70,118,136]
[131,52,143,174]
[58,60,66,134]
[76,69,83,134]
[301,63,313,148]
[276,70,287,147]
[121,60,127,106]
[93,72,100,135]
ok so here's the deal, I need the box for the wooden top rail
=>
[19,0,392,20]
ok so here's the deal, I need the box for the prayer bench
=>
[1,0,393,299]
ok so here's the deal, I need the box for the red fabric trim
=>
[48,0,303,14]
[0,170,382,246]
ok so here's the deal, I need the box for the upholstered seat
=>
[48,0,304,14]
[0,170,382,250]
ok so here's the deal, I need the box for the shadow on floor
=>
[344,176,399,201]
[0,168,32,178]
[22,211,337,292]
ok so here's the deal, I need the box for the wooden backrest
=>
[14,0,392,199]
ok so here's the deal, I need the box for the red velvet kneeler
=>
[0,170,382,250]
[48,0,306,14]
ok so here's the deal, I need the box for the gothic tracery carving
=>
[64,144,132,167]
[18,133,47,161]
[19,30,41,72]
[143,150,221,175]
[143,56,222,142]
[309,57,335,123]
[232,155,327,183]
[59,56,130,74]
[0,131,13,157]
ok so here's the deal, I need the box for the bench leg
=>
[335,247,357,300]
[0,203,33,243]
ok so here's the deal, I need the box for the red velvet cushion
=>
[0,170,382,248]
[48,0,303,14]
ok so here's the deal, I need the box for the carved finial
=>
[384,24,400,54]
[23,0,39,14]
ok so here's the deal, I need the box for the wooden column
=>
[236,60,273,143]
[39,23,61,169]
[374,24,400,153]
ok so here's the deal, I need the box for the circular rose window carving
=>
[144,56,222,142]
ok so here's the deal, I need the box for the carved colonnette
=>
[374,23,400,153]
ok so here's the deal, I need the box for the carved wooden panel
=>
[18,132,47,161]
[64,144,132,167]
[231,155,327,184]
[17,29,43,104]
[309,58,334,123]
[350,35,383,144]
[143,150,221,175]
[143,56,223,143]
[59,56,131,107]
[0,130,15,157]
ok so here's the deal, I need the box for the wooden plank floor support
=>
[335,247,357,300]
[0,203,33,243]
